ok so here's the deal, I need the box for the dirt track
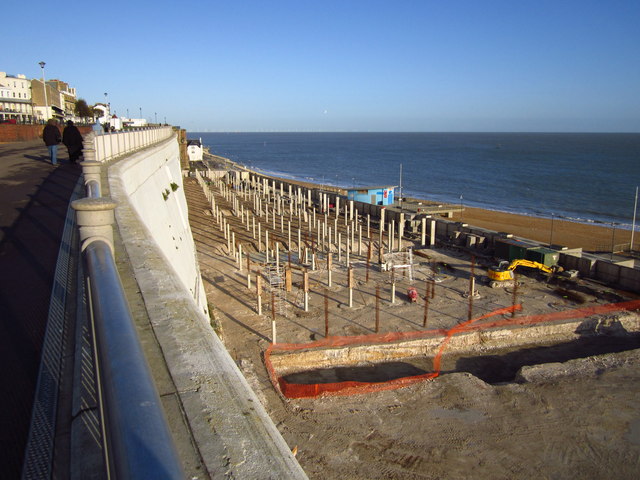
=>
[185,175,640,479]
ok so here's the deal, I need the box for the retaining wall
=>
[109,139,307,478]
[108,135,208,314]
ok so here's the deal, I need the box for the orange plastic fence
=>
[265,300,640,399]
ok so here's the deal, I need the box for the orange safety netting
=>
[265,300,640,399]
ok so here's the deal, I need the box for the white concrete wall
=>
[108,134,208,315]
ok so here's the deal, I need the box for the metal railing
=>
[72,128,184,479]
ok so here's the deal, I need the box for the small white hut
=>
[187,138,203,162]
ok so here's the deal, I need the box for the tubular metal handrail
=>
[84,241,183,479]
[75,127,184,479]
[86,179,101,199]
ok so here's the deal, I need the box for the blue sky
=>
[5,0,640,132]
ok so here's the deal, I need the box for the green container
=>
[508,241,531,262]
[526,247,559,267]
[494,239,534,261]
[494,239,512,260]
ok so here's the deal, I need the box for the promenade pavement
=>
[0,140,81,478]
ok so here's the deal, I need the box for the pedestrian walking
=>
[62,120,83,163]
[42,119,61,165]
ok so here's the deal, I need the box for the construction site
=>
[183,159,640,479]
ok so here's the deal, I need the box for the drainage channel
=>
[281,334,640,387]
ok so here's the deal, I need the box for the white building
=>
[0,72,34,123]
[187,138,203,161]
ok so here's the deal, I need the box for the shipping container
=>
[526,247,560,267]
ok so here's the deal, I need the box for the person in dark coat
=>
[62,120,83,164]
[42,119,61,165]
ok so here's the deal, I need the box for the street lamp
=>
[155,112,157,124]
[104,92,108,118]
[38,61,48,121]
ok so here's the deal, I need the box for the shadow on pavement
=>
[0,141,81,477]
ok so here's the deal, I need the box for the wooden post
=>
[390,267,396,304]
[327,252,332,287]
[423,279,430,327]
[247,255,251,289]
[285,267,292,292]
[324,288,329,337]
[256,271,263,315]
[366,242,371,283]
[390,220,395,252]
[348,264,354,308]
[303,269,309,312]
[375,285,380,333]
[271,291,277,344]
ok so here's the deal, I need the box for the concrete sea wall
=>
[109,136,208,313]
[108,136,307,478]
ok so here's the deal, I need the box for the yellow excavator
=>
[487,259,562,288]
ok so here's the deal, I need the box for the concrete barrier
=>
[108,135,308,479]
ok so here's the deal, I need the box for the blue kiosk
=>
[347,186,396,206]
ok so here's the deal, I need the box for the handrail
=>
[84,240,184,479]
[72,127,184,479]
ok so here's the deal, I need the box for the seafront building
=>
[0,72,35,123]
[1,68,96,124]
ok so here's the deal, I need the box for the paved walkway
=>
[0,141,81,477]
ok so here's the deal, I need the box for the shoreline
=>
[204,151,634,253]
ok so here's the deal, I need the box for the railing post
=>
[71,197,117,253]
[80,160,103,198]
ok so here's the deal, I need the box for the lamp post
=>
[38,61,48,121]
[155,112,157,124]
[549,213,555,247]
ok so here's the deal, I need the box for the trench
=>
[281,334,640,387]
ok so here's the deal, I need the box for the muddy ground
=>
[185,176,640,479]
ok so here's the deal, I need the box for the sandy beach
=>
[451,205,631,252]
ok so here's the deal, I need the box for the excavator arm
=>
[507,259,554,274]
[488,258,560,286]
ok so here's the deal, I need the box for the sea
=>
[193,132,640,230]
